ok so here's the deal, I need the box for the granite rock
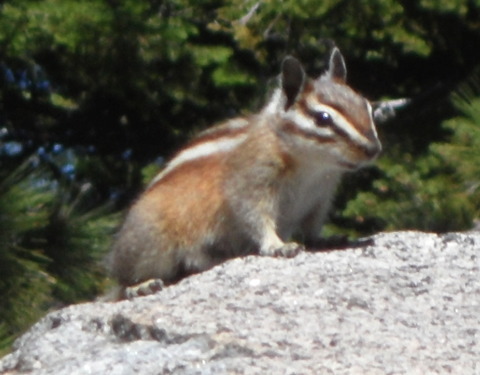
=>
[1,231,479,374]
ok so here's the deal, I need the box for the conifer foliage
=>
[0,154,117,352]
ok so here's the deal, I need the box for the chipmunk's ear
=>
[281,56,306,110]
[325,47,347,83]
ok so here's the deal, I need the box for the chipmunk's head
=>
[268,47,381,170]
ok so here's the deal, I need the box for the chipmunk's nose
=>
[364,140,382,159]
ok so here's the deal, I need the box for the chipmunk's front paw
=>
[260,242,304,258]
[124,278,164,299]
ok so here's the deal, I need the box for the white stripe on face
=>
[365,101,378,138]
[305,96,375,147]
[283,110,336,139]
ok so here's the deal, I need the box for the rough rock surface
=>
[1,231,479,375]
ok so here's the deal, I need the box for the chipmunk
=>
[107,46,382,299]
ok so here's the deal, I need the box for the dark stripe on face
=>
[314,82,375,141]
[295,98,380,158]
[320,99,374,139]
[296,99,351,141]
[280,120,336,144]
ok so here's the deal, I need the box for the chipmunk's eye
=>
[313,111,333,127]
